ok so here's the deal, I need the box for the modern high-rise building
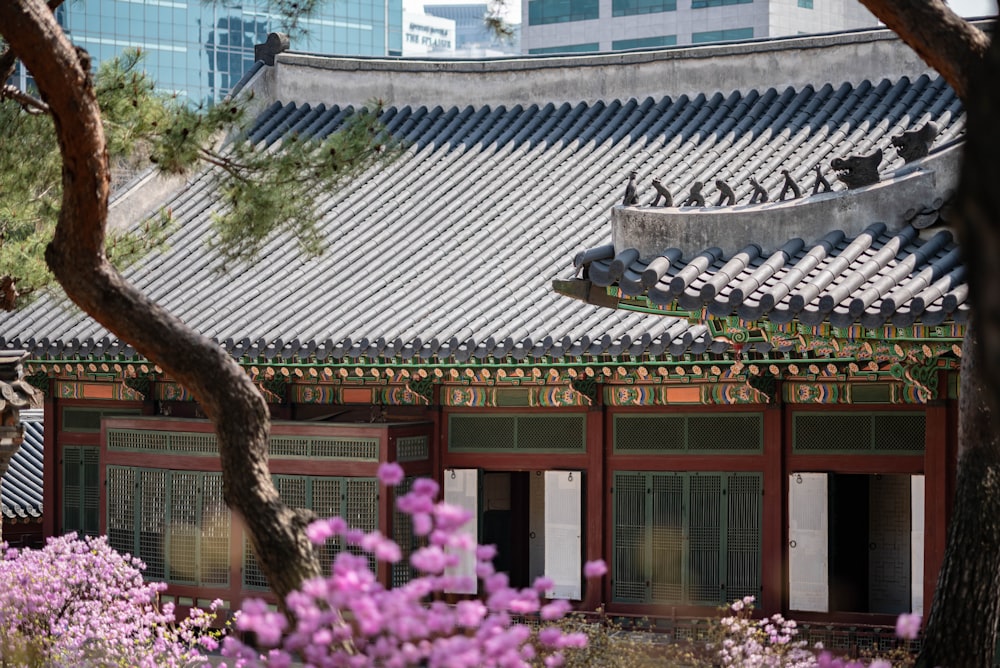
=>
[423,3,521,54]
[521,0,877,54]
[54,0,404,105]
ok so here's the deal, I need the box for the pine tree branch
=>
[1,84,50,114]
[857,0,989,100]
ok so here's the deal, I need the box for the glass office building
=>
[57,1,404,105]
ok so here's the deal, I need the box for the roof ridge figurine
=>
[892,121,940,162]
[832,148,882,188]
[715,179,736,206]
[650,178,673,207]
[622,171,639,206]
[748,176,769,204]
[778,169,802,201]
[811,165,833,195]
[683,181,705,207]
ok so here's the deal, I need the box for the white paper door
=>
[788,472,829,612]
[911,474,925,615]
[444,468,478,594]
[544,470,582,600]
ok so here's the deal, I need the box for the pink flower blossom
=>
[377,462,405,486]
[583,559,607,578]
[895,612,922,640]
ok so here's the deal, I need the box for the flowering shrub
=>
[0,533,218,667]
[0,468,925,667]
[710,596,819,667]
[222,463,604,667]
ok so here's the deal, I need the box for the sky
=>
[405,0,997,30]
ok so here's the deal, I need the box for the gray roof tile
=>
[0,48,966,361]
[2,415,43,521]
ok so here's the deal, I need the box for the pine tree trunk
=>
[0,0,320,607]
[917,325,1000,667]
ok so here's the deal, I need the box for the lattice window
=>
[169,433,217,454]
[793,412,925,453]
[62,446,101,537]
[270,436,310,457]
[106,429,378,459]
[62,407,141,432]
[107,466,136,556]
[727,473,763,602]
[614,414,763,453]
[397,436,429,462]
[200,474,230,586]
[450,415,517,450]
[448,415,586,452]
[518,416,586,451]
[107,468,230,587]
[612,471,761,605]
[392,477,418,588]
[168,472,200,584]
[242,476,378,590]
[311,438,379,460]
[139,469,167,580]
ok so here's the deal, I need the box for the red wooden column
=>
[42,391,57,538]
[923,397,951,616]
[583,388,605,611]
[761,399,784,616]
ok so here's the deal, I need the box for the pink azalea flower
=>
[583,559,607,578]
[377,462,405,486]
[895,612,922,640]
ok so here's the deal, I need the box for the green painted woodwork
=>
[62,445,100,537]
[612,471,762,606]
[105,466,229,586]
[62,407,141,432]
[396,436,429,462]
[243,475,379,590]
[392,477,418,588]
[792,412,926,453]
[613,413,763,453]
[448,414,586,453]
[106,427,379,460]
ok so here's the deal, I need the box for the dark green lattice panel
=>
[62,445,100,537]
[448,414,585,452]
[392,478,418,588]
[687,474,722,605]
[168,472,200,585]
[614,414,762,453]
[62,407,141,432]
[612,470,762,606]
[726,473,762,602]
[612,472,648,603]
[242,475,378,590]
[793,412,925,453]
[650,473,684,602]
[200,474,230,586]
[106,465,136,555]
[139,469,167,580]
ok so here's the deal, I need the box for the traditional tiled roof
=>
[0,32,966,363]
[1,410,43,522]
[570,139,968,335]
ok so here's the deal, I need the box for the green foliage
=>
[0,49,175,306]
[3,41,402,306]
[200,101,403,266]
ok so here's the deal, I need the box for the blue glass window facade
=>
[691,0,752,7]
[528,0,600,26]
[691,27,754,42]
[612,0,676,17]
[528,42,600,54]
[59,0,403,105]
[612,35,677,50]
